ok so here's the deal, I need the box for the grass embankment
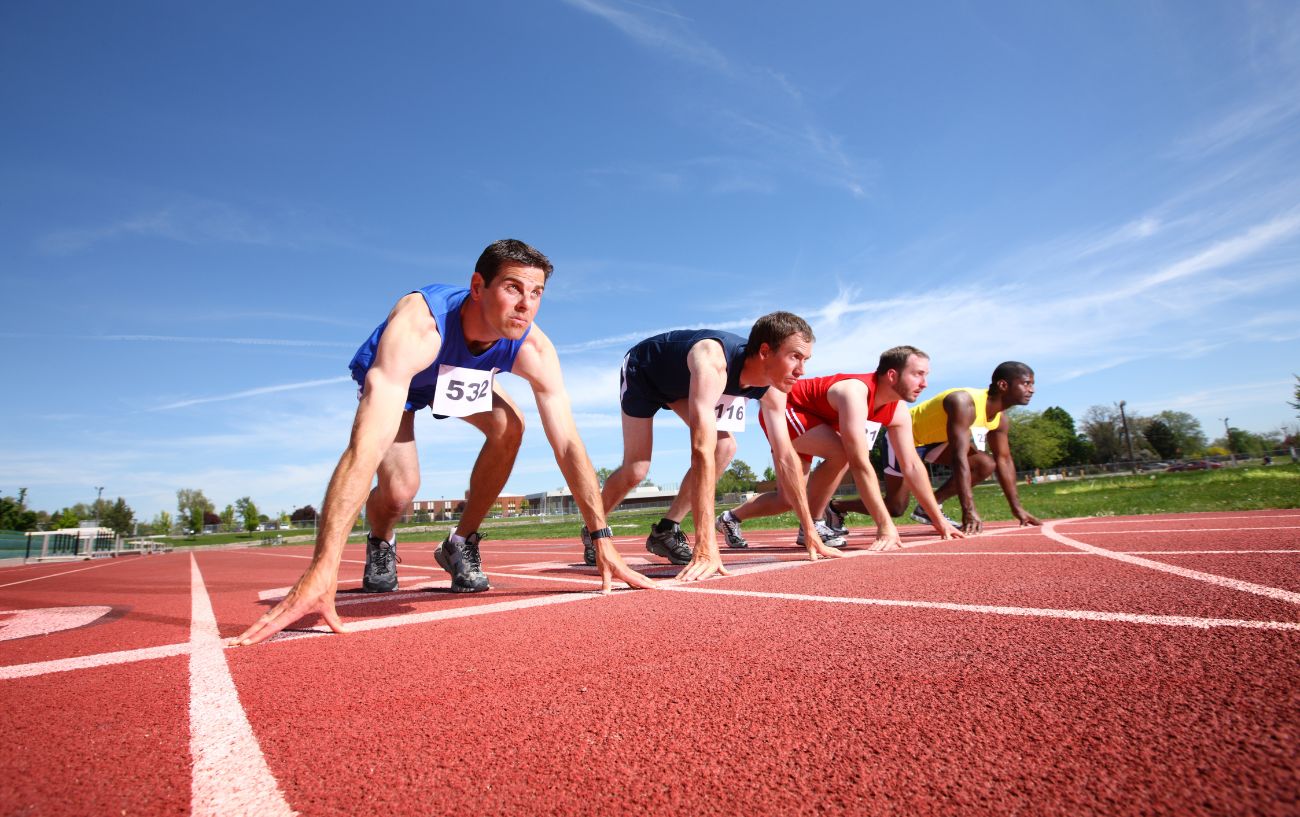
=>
[161,463,1298,547]
[464,462,1300,541]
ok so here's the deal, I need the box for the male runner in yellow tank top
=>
[888,361,1041,533]
[829,361,1041,535]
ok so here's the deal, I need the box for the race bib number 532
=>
[431,364,496,417]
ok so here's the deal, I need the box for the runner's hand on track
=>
[869,523,902,552]
[227,563,349,647]
[960,511,983,536]
[676,538,730,581]
[1016,511,1043,527]
[596,537,658,593]
[806,536,846,561]
[937,523,966,540]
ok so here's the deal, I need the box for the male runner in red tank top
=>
[718,346,962,551]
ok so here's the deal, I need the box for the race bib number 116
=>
[714,394,747,432]
[431,364,496,417]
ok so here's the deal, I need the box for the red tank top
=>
[789,373,899,430]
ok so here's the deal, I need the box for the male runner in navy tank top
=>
[588,314,845,581]
[721,346,962,551]
[231,239,655,647]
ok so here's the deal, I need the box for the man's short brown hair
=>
[875,345,929,379]
[746,312,815,357]
[475,238,554,284]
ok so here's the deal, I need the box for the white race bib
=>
[971,426,989,452]
[864,420,883,450]
[431,364,496,417]
[714,394,747,432]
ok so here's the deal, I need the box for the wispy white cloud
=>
[0,332,355,348]
[561,0,870,197]
[150,376,354,411]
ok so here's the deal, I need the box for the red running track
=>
[1,510,1297,816]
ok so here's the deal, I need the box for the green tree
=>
[101,497,135,537]
[1008,410,1068,469]
[1041,406,1093,465]
[51,507,81,530]
[716,459,758,494]
[235,497,260,533]
[1215,427,1270,458]
[1290,375,1299,418]
[1142,419,1179,460]
[151,510,173,536]
[763,466,776,482]
[595,467,614,488]
[220,504,237,532]
[1080,405,1124,463]
[1148,410,1207,458]
[0,491,39,532]
[177,489,214,534]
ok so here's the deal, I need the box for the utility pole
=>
[93,486,105,526]
[1221,417,1236,466]
[1117,401,1137,474]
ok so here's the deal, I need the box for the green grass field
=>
[154,463,1297,548]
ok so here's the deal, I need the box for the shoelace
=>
[371,542,400,572]
[670,528,692,556]
[463,534,485,572]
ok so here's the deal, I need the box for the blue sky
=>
[3,1,1298,521]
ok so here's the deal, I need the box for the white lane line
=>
[1075,526,1300,535]
[665,586,1300,631]
[0,558,132,589]
[0,642,190,679]
[0,606,113,641]
[189,555,296,817]
[842,549,1300,557]
[265,590,612,642]
[1059,513,1300,525]
[1042,519,1300,605]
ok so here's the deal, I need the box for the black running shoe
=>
[715,512,749,549]
[362,534,399,593]
[436,532,490,593]
[823,504,849,537]
[795,521,846,548]
[646,524,692,565]
[581,525,596,566]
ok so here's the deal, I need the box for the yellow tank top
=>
[909,387,1002,447]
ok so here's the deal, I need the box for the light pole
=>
[93,486,105,526]
[1117,401,1137,474]
[1220,417,1236,466]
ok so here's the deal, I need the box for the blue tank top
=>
[624,329,769,406]
[348,285,531,406]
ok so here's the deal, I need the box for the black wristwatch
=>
[588,526,613,540]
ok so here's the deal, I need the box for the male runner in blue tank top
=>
[231,239,655,647]
[587,314,845,581]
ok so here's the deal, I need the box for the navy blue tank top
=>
[623,329,769,408]
[349,285,531,408]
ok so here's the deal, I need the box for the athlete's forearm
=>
[775,449,817,534]
[689,425,717,549]
[312,445,384,570]
[555,443,608,532]
[993,455,1025,514]
[901,458,945,521]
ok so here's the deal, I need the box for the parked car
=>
[1167,460,1224,472]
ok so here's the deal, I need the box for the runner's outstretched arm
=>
[761,390,843,561]
[676,342,731,581]
[514,326,657,592]
[828,382,899,551]
[888,412,963,543]
[988,425,1041,526]
[942,391,983,535]
[231,295,439,646]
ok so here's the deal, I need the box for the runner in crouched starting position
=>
[585,313,843,580]
[717,346,962,550]
[867,361,1042,535]
[231,239,654,647]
